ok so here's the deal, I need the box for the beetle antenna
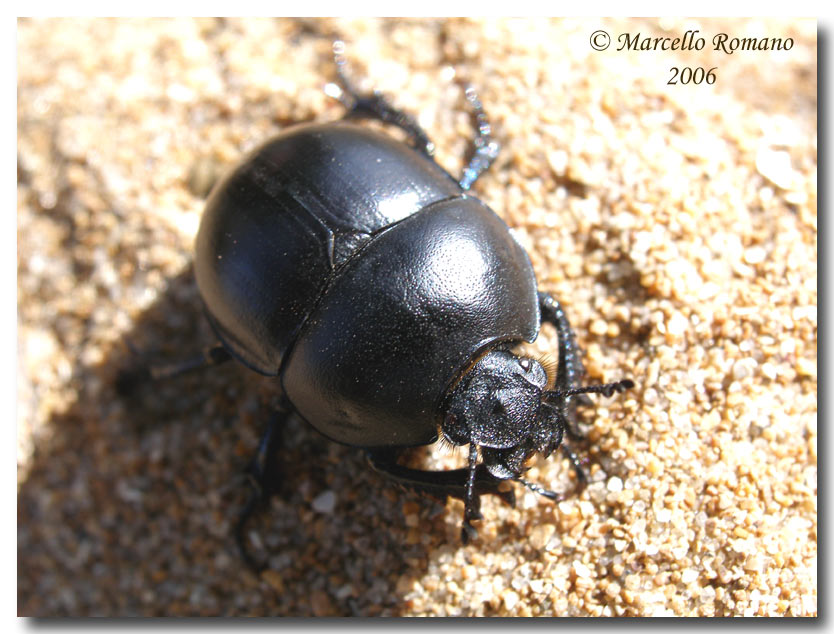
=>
[543,379,634,402]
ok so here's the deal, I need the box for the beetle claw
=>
[461,520,478,544]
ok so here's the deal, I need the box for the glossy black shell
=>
[195,122,541,448]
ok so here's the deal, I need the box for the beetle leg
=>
[235,409,288,572]
[328,40,436,158]
[458,84,501,191]
[461,442,482,543]
[516,442,589,503]
[115,343,231,396]
[537,291,593,437]
[516,476,564,502]
[366,447,515,540]
[538,291,587,396]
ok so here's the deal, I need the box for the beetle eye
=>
[491,400,505,415]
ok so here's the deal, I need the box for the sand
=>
[17,17,816,616]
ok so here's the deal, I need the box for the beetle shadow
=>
[17,264,448,616]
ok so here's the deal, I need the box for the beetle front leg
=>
[538,291,586,395]
[538,291,592,435]
[461,442,482,543]
[516,443,589,502]
[366,446,515,542]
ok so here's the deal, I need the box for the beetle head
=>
[442,349,562,479]
[441,348,633,542]
[441,349,633,483]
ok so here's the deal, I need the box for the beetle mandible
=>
[119,41,634,568]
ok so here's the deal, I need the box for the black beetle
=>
[119,42,633,568]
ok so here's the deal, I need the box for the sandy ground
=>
[17,18,816,616]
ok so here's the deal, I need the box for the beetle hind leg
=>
[458,83,501,191]
[326,40,500,191]
[327,40,435,158]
